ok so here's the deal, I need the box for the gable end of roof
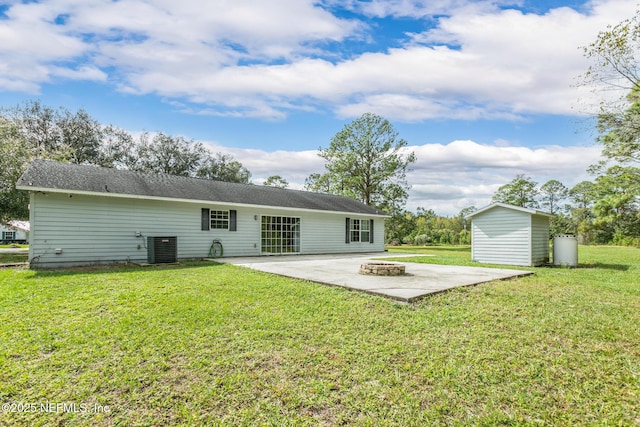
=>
[466,202,553,219]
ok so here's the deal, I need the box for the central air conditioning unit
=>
[147,236,177,264]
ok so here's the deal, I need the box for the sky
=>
[0,0,636,215]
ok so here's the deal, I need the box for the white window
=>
[210,210,229,229]
[350,219,371,243]
[360,219,370,243]
[350,219,361,242]
[3,231,15,241]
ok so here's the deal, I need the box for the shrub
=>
[612,233,640,247]
[413,234,430,246]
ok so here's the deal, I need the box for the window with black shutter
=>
[346,218,374,243]
[201,208,237,231]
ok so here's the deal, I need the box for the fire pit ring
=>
[359,262,406,276]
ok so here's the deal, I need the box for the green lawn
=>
[0,246,638,426]
[0,245,28,265]
[0,253,28,264]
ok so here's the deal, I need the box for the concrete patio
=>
[220,253,534,303]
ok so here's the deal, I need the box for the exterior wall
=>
[299,211,383,254]
[28,192,385,268]
[530,214,550,266]
[0,224,28,243]
[471,207,532,266]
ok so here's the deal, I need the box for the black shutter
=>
[229,210,237,231]
[370,219,374,243]
[345,218,350,244]
[201,208,210,230]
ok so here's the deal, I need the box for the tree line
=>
[495,171,639,246]
[385,169,639,247]
[0,101,256,222]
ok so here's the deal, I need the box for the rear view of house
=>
[467,203,552,267]
[17,160,387,268]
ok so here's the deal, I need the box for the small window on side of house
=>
[347,218,373,243]
[210,210,229,229]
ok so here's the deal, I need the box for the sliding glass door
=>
[261,216,300,254]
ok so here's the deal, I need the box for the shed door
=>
[261,216,300,254]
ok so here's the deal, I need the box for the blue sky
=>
[0,0,634,214]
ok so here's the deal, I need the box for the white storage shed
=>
[467,203,552,267]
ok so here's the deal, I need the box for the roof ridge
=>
[18,160,387,216]
[32,159,357,200]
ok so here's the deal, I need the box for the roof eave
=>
[17,185,390,218]
[466,202,553,219]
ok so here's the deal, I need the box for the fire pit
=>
[359,262,406,276]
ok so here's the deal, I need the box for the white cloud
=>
[327,0,520,18]
[49,65,107,82]
[403,140,602,213]
[0,0,361,103]
[336,94,523,121]
[202,138,602,215]
[0,0,636,119]
[0,1,91,92]
[203,142,324,183]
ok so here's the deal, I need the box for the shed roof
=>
[17,160,387,216]
[466,202,553,219]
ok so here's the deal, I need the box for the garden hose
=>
[209,239,223,258]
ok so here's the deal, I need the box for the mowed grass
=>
[0,245,29,265]
[0,253,28,264]
[0,246,638,426]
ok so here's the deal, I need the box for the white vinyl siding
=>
[531,215,550,265]
[28,193,257,267]
[471,208,531,266]
[303,214,381,254]
[28,192,385,267]
[470,205,550,267]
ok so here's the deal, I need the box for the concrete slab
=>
[220,253,533,303]
[0,247,29,254]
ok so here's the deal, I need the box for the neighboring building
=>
[467,203,552,267]
[16,160,387,268]
[1,220,30,244]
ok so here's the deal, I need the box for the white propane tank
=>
[553,235,578,267]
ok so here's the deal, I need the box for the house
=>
[16,160,387,268]
[1,220,30,244]
[466,203,552,267]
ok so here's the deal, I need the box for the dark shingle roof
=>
[17,160,386,216]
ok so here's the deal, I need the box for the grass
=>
[0,246,639,426]
[0,253,28,264]
[0,245,28,265]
